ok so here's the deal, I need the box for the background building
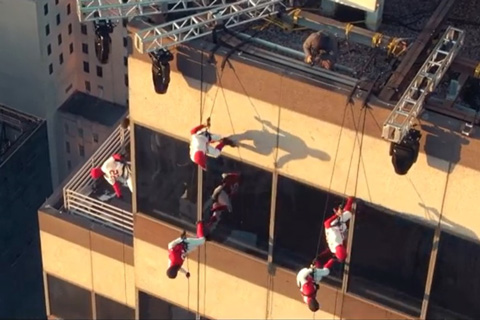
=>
[0,105,52,319]
[0,0,129,187]
[37,23,480,319]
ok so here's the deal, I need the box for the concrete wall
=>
[128,47,480,243]
[134,213,409,320]
[39,211,136,308]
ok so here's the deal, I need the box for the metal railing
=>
[63,125,133,235]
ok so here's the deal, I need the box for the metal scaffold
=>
[382,26,465,144]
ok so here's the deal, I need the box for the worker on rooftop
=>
[318,196,355,268]
[297,259,331,312]
[190,117,237,171]
[90,153,132,199]
[303,31,338,70]
[166,221,207,279]
[204,173,241,233]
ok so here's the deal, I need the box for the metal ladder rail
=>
[77,0,225,22]
[134,0,281,53]
[382,26,465,143]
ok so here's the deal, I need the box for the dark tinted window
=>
[202,157,271,259]
[135,125,197,232]
[348,204,433,316]
[47,275,92,319]
[138,291,195,320]
[273,175,345,287]
[427,232,480,320]
[95,294,135,319]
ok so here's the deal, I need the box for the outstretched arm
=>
[168,238,184,250]
[343,197,354,213]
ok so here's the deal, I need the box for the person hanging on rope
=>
[204,173,241,233]
[189,117,237,171]
[303,30,338,70]
[166,221,207,279]
[296,258,332,312]
[90,153,132,199]
[318,196,355,268]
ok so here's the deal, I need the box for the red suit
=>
[296,265,330,312]
[166,222,206,279]
[318,197,355,267]
[189,124,226,170]
[90,153,132,198]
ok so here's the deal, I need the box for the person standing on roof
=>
[166,221,207,279]
[318,196,355,268]
[204,173,241,232]
[296,258,332,312]
[303,31,338,70]
[189,117,237,171]
[90,153,132,199]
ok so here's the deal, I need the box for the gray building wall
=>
[0,121,52,319]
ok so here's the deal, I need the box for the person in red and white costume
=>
[318,196,355,268]
[189,117,236,171]
[166,221,207,279]
[90,153,132,199]
[296,258,332,312]
[204,173,241,232]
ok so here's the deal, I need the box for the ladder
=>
[134,0,281,54]
[382,26,465,144]
[77,0,220,22]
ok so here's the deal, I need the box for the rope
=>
[186,255,191,311]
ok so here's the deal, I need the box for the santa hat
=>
[90,167,104,179]
[302,281,317,297]
[193,151,207,170]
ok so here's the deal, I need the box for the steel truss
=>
[382,26,465,144]
[134,0,281,53]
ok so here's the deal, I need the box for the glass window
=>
[56,14,60,25]
[83,61,89,73]
[44,4,48,15]
[47,274,92,319]
[69,43,74,54]
[48,64,53,75]
[57,34,62,45]
[59,53,63,65]
[82,43,88,54]
[65,141,70,153]
[348,203,434,317]
[47,44,51,55]
[202,156,271,259]
[138,291,195,320]
[68,23,72,35]
[85,81,91,92]
[93,133,99,143]
[95,294,135,320]
[79,145,85,157]
[67,3,71,15]
[273,175,345,287]
[45,24,50,36]
[135,125,198,232]
[97,66,103,78]
[81,24,87,35]
[427,232,480,320]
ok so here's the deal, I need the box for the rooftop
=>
[0,104,43,166]
[58,91,127,127]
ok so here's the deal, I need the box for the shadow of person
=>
[229,116,330,168]
[422,122,469,173]
[419,202,479,241]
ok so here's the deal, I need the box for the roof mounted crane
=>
[381,26,465,175]
[77,0,282,92]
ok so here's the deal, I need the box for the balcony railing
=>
[63,125,133,235]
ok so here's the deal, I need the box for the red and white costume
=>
[189,124,226,170]
[90,153,132,198]
[167,222,206,275]
[296,265,330,304]
[320,196,355,266]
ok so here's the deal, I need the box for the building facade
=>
[0,0,128,187]
[0,105,52,319]
[38,32,480,320]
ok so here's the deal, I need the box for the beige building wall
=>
[39,211,136,308]
[128,48,480,242]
